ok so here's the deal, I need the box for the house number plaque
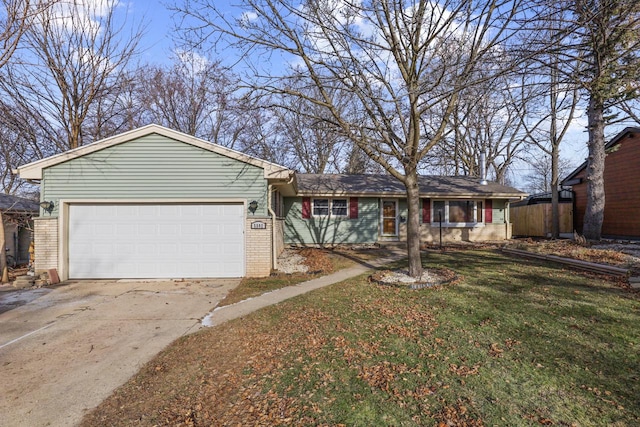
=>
[251,221,267,229]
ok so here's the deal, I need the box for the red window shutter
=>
[349,198,358,219]
[423,198,430,223]
[485,199,493,223]
[302,197,311,219]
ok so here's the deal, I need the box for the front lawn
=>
[218,247,392,307]
[82,249,640,426]
[217,248,384,307]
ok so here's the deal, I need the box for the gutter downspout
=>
[267,184,278,271]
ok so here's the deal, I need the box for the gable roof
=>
[296,174,527,198]
[562,126,640,185]
[15,124,293,181]
[0,193,39,213]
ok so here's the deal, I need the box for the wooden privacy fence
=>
[510,203,573,237]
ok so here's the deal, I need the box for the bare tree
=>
[233,103,287,165]
[0,0,144,151]
[618,97,640,125]
[176,0,531,277]
[519,55,580,238]
[0,0,32,69]
[540,0,640,240]
[136,52,245,145]
[274,106,341,173]
[268,79,365,174]
[523,154,575,195]
[423,70,529,183]
[342,144,382,174]
[84,67,146,139]
[0,0,53,191]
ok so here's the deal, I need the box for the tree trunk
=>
[550,62,560,240]
[582,97,606,241]
[551,158,559,239]
[0,212,8,283]
[405,171,423,278]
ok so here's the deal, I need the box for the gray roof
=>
[296,174,527,198]
[0,193,39,213]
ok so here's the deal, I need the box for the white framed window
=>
[312,198,348,217]
[313,198,329,216]
[432,200,484,225]
[332,199,348,216]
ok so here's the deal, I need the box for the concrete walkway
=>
[203,249,406,327]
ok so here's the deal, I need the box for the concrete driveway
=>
[0,278,239,427]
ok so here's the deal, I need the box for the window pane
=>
[449,201,474,223]
[332,199,348,216]
[313,199,329,216]
[433,201,445,223]
[477,201,483,223]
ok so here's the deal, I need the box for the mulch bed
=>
[369,268,460,289]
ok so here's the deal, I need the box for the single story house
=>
[287,173,526,245]
[16,125,526,280]
[562,126,640,239]
[0,193,39,265]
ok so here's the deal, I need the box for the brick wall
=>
[571,130,640,238]
[245,217,272,277]
[34,217,58,273]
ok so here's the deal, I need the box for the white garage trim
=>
[59,199,248,280]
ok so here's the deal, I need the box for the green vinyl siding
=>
[42,134,267,216]
[398,199,408,224]
[491,199,506,224]
[284,197,379,244]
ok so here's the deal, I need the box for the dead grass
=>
[216,248,388,307]
[505,238,640,271]
[82,249,640,427]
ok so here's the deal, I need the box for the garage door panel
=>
[115,243,135,255]
[158,224,179,237]
[116,224,136,235]
[181,224,200,235]
[202,224,220,234]
[69,204,245,279]
[225,242,243,255]
[136,223,155,235]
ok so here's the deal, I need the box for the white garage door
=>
[68,204,245,279]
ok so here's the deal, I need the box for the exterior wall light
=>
[248,200,258,214]
[39,200,54,214]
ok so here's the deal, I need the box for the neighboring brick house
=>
[562,127,640,239]
[16,125,526,280]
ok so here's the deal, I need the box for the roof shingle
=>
[0,193,39,213]
[296,174,527,198]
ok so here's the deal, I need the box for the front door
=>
[381,200,398,236]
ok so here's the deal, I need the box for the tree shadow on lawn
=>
[81,247,640,426]
[434,249,633,296]
[426,249,640,416]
